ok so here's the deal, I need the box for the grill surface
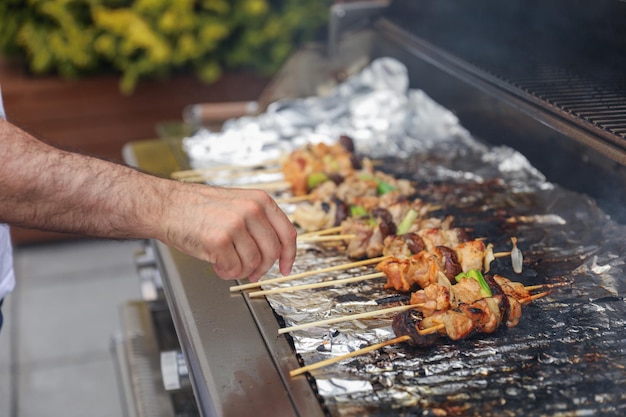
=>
[262,2,626,414]
[273,150,626,417]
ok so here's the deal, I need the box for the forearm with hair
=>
[0,118,167,239]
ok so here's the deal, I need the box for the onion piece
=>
[483,243,495,273]
[510,237,523,274]
[396,208,419,235]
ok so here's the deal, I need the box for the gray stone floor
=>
[0,238,144,417]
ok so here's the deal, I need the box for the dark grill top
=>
[384,0,626,147]
[291,152,626,417]
[290,151,626,417]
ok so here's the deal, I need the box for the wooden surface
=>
[0,59,270,245]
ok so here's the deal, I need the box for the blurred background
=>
[0,1,330,416]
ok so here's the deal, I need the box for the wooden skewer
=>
[524,285,544,292]
[171,159,282,179]
[493,251,511,258]
[278,303,422,334]
[519,291,550,305]
[506,214,566,225]
[274,195,312,204]
[249,272,386,297]
[175,167,283,183]
[176,176,212,184]
[418,323,445,335]
[524,282,569,292]
[297,234,355,242]
[297,226,343,238]
[289,335,411,377]
[233,180,292,191]
[229,255,391,292]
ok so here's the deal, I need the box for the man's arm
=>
[0,118,296,281]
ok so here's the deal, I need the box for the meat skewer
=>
[278,133,422,205]
[170,134,366,192]
[172,135,359,187]
[391,289,551,348]
[294,206,452,249]
[234,210,505,292]
[277,271,550,334]
[289,292,550,377]
[377,239,497,292]
[281,135,362,196]
[290,190,429,235]
[391,272,552,342]
[289,279,551,377]
[251,239,506,298]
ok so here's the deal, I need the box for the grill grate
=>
[496,64,626,140]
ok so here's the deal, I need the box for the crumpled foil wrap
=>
[183,58,626,416]
[183,57,480,169]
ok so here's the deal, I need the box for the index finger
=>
[261,194,297,275]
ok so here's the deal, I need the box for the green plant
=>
[0,0,330,93]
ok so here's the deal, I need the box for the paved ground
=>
[0,238,144,417]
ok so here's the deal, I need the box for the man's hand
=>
[158,183,297,281]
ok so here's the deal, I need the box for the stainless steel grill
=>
[120,1,626,416]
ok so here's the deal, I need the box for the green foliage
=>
[0,0,330,93]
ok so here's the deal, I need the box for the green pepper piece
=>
[377,180,397,195]
[307,172,329,190]
[350,205,369,218]
[457,269,492,298]
[469,270,492,297]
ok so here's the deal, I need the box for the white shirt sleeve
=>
[0,85,5,119]
[0,86,16,300]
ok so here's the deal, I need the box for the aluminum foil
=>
[182,58,626,416]
[183,58,489,171]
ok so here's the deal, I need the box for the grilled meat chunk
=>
[382,233,426,258]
